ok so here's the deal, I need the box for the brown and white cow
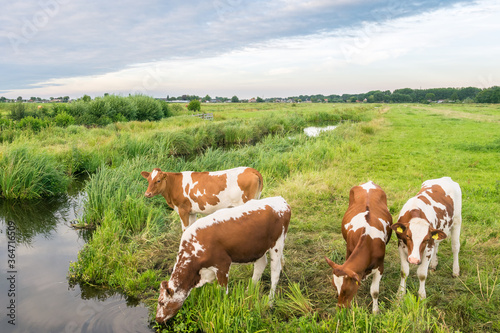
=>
[141,167,263,231]
[155,196,291,323]
[325,181,392,313]
[392,177,462,299]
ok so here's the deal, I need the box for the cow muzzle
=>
[408,256,421,265]
[144,192,153,198]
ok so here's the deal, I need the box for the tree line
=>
[290,86,500,104]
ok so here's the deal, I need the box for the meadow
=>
[1,102,499,332]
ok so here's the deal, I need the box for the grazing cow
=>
[141,167,263,231]
[391,177,462,299]
[155,196,291,323]
[325,181,392,313]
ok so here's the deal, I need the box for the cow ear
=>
[141,171,150,179]
[391,223,406,234]
[160,281,174,296]
[325,256,338,270]
[345,268,361,286]
[430,229,447,240]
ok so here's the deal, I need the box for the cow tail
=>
[256,171,264,199]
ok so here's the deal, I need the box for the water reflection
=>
[0,188,151,333]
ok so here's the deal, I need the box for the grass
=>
[3,102,499,331]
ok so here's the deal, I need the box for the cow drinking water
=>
[141,167,263,231]
[155,196,291,323]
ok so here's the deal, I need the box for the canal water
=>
[0,185,152,333]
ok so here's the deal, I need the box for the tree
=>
[17,96,23,102]
[425,93,435,101]
[231,95,239,103]
[256,97,264,103]
[449,92,459,101]
[187,99,201,112]
[82,94,91,102]
[203,94,211,102]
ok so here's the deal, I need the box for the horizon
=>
[1,0,499,99]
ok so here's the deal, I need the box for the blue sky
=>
[1,0,499,99]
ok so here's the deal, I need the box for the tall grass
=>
[0,144,70,199]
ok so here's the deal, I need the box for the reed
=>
[0,144,70,199]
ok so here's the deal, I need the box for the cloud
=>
[1,0,497,98]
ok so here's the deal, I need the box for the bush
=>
[187,99,201,112]
[54,111,75,127]
[9,102,26,120]
[131,95,164,121]
[102,94,138,121]
[17,116,47,132]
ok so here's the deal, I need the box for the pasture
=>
[2,102,499,332]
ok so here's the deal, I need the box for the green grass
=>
[3,102,500,332]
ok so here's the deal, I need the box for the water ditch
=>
[0,182,152,333]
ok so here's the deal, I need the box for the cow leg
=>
[215,259,232,294]
[178,209,197,231]
[397,243,409,299]
[370,269,382,314]
[251,254,268,283]
[429,242,440,271]
[451,217,461,277]
[268,232,285,303]
[417,255,431,299]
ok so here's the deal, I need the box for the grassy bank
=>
[65,103,500,332]
[0,103,364,199]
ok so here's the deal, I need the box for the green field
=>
[1,102,499,332]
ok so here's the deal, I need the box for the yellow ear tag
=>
[356,281,359,286]
[432,233,439,240]
[397,227,403,233]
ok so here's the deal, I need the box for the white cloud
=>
[2,0,499,98]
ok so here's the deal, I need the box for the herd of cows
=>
[140,167,462,323]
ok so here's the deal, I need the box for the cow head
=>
[391,219,447,265]
[156,280,187,323]
[141,168,166,198]
[325,257,361,308]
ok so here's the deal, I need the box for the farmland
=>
[1,102,499,332]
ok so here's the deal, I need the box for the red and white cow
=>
[392,177,462,299]
[325,181,392,313]
[141,167,263,231]
[155,196,291,323]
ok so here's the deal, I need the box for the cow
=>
[141,167,263,231]
[155,196,291,323]
[325,181,392,314]
[391,177,462,299]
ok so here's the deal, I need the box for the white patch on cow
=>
[151,169,158,180]
[344,212,387,241]
[192,239,204,257]
[166,280,188,304]
[408,218,429,262]
[181,168,248,214]
[182,197,289,242]
[196,267,218,288]
[360,181,377,192]
[333,275,344,295]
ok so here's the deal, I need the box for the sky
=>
[1,0,499,99]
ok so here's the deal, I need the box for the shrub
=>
[9,102,26,120]
[54,111,75,127]
[131,95,164,121]
[187,99,201,112]
[17,116,47,132]
[103,94,138,121]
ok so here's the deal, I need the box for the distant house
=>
[248,98,257,103]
